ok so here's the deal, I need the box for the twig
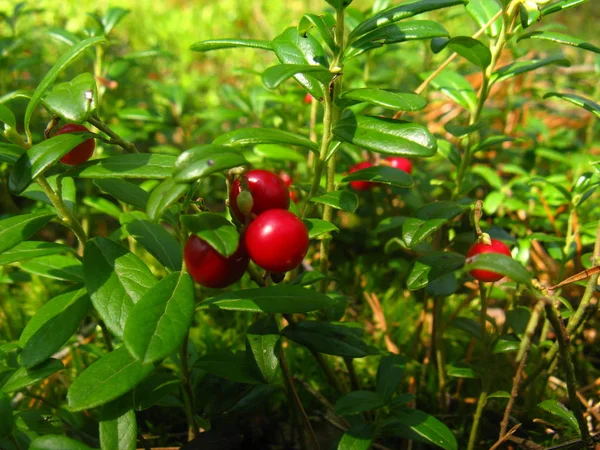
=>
[489,424,522,450]
[364,291,399,354]
[499,345,530,438]
[87,115,138,153]
[179,334,200,441]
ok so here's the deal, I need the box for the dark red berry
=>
[466,238,512,282]
[184,235,249,288]
[54,124,95,166]
[384,156,412,174]
[229,169,290,222]
[245,209,309,273]
[348,161,375,191]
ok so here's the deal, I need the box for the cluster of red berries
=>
[349,156,413,191]
[53,123,96,165]
[185,169,309,289]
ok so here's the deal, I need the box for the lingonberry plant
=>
[0,0,599,449]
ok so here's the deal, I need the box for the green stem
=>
[467,387,489,450]
[87,115,138,153]
[179,334,200,441]
[479,282,488,343]
[433,297,447,408]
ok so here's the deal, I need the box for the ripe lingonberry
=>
[384,156,412,174]
[348,161,374,191]
[229,169,290,222]
[184,235,249,288]
[466,238,512,282]
[54,123,95,165]
[304,93,313,104]
[245,209,309,273]
[279,172,298,203]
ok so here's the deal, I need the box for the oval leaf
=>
[214,128,318,153]
[340,89,427,112]
[465,253,531,285]
[335,391,385,416]
[311,190,359,213]
[381,408,458,450]
[67,154,177,180]
[173,145,248,183]
[262,64,332,90]
[41,73,98,123]
[123,219,182,271]
[1,359,64,394]
[0,212,55,254]
[181,213,239,257]
[99,409,137,450]
[190,39,273,52]
[342,165,414,188]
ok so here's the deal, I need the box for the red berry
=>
[245,209,309,273]
[289,190,298,203]
[229,170,290,222]
[304,93,313,104]
[466,238,512,282]
[349,161,375,191]
[54,124,95,166]
[184,235,249,288]
[279,172,293,187]
[384,156,412,174]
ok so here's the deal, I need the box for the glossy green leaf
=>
[41,73,98,123]
[19,289,90,368]
[339,89,427,111]
[492,56,571,82]
[214,128,318,153]
[194,351,262,384]
[0,393,13,437]
[423,70,477,111]
[415,201,468,221]
[173,145,248,183]
[465,253,531,285]
[182,213,239,257]
[342,165,413,188]
[146,178,188,222]
[1,359,64,393]
[488,391,511,399]
[24,36,107,142]
[199,285,336,313]
[349,0,465,42]
[99,408,137,450]
[407,252,465,290]
[124,219,182,271]
[466,0,502,37]
[447,362,478,378]
[254,144,304,162]
[381,408,458,450]
[529,176,571,201]
[46,27,82,45]
[337,424,376,450]
[246,316,281,384]
[100,7,130,35]
[304,218,339,239]
[9,134,94,194]
[345,20,448,60]
[541,0,588,16]
[402,218,443,248]
[444,121,484,137]
[133,374,179,411]
[283,321,378,358]
[449,317,482,340]
[544,92,600,119]
[67,346,154,411]
[0,142,24,164]
[311,190,359,213]
[538,400,580,435]
[94,179,150,210]
[117,108,165,123]
[335,391,386,415]
[67,154,177,180]
[298,13,336,52]
[377,354,406,401]
[493,336,520,354]
[519,31,600,54]
[29,435,92,450]
[83,196,122,218]
[0,213,55,255]
[0,104,16,129]
[325,0,354,8]
[19,254,83,282]
[190,39,273,52]
[334,113,437,157]
[434,36,491,69]
[472,165,502,189]
[124,272,194,363]
[84,237,157,338]
[262,64,332,90]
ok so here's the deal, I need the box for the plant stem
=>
[344,357,360,391]
[433,297,447,409]
[87,115,138,153]
[179,334,200,441]
[544,301,593,448]
[467,386,489,450]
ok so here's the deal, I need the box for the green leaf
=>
[117,108,165,123]
[0,393,13,437]
[0,142,24,164]
[466,0,502,38]
[84,237,157,338]
[529,176,571,201]
[447,362,478,378]
[433,36,491,69]
[282,321,378,358]
[99,409,136,450]
[124,272,194,364]
[83,196,122,218]
[24,36,107,142]
[19,254,83,282]
[19,289,90,368]
[416,201,468,221]
[349,0,465,42]
[41,73,98,123]
[407,252,465,290]
[146,178,188,222]
[190,39,273,52]
[337,424,376,450]
[423,70,477,111]
[544,92,600,119]
[488,391,511,399]
[254,144,304,162]
[465,253,531,285]
[123,219,182,271]
[94,179,150,210]
[173,145,249,183]
[403,218,446,248]
[29,435,92,450]
[449,317,482,340]
[325,0,354,9]
[334,113,437,157]
[67,346,154,411]
[181,213,239,257]
[1,359,64,393]
[538,400,580,435]
[9,134,94,194]
[541,0,588,16]
[272,27,328,99]
[339,89,427,112]
[493,336,520,354]
[245,316,281,384]
[304,218,339,239]
[492,56,571,82]
[443,121,484,138]
[133,374,179,411]
[262,64,332,90]
[67,154,177,180]
[472,165,503,190]
[345,20,448,59]
[335,391,386,415]
[0,213,55,255]
[381,408,458,450]
[194,351,262,384]
[298,13,336,53]
[101,7,130,35]
[199,285,336,314]
[0,104,16,129]
[518,31,600,55]
[377,355,406,401]
[311,190,359,213]
[342,165,413,188]
[214,128,318,153]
